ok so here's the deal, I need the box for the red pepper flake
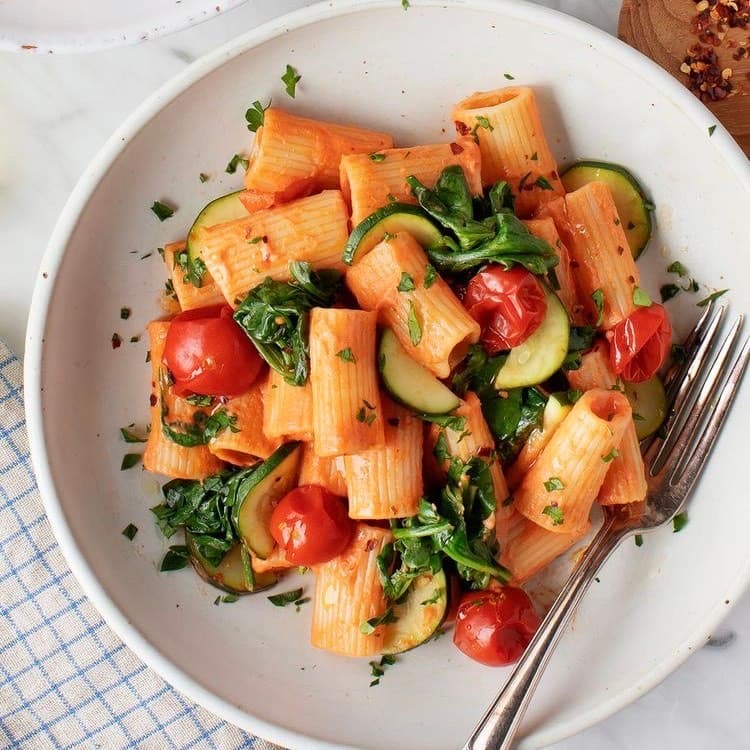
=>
[454,120,470,136]
[683,0,750,101]
[449,142,464,155]
[111,333,122,349]
[149,393,158,407]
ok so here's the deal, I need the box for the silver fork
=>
[462,300,750,750]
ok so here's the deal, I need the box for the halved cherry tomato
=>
[163,305,263,397]
[270,485,354,566]
[453,587,540,667]
[463,267,547,352]
[607,303,672,383]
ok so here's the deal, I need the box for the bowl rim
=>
[0,0,248,54]
[23,1,750,748]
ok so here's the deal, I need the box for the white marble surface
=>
[0,0,747,748]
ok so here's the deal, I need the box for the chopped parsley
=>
[566,389,583,404]
[122,523,138,540]
[475,115,494,132]
[199,172,209,183]
[174,248,207,288]
[633,287,652,307]
[360,607,398,635]
[504,72,515,80]
[660,283,681,303]
[120,453,141,470]
[160,545,189,572]
[424,264,438,288]
[281,64,301,98]
[534,175,554,190]
[336,347,357,363]
[245,99,270,132]
[697,289,728,307]
[214,594,239,605]
[369,152,386,162]
[150,201,175,221]
[668,261,688,276]
[120,426,147,443]
[397,271,416,292]
[542,504,564,526]
[407,301,422,346]
[225,154,249,174]
[708,124,717,137]
[268,588,305,607]
[420,587,445,606]
[120,307,131,320]
[673,511,688,533]
[401,0,409,9]
[591,288,605,326]
[544,477,565,492]
[185,394,214,407]
[635,534,643,547]
[602,447,620,463]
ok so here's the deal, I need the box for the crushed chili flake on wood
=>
[683,0,750,101]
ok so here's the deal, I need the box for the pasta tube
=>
[163,241,226,311]
[567,341,648,506]
[344,396,423,519]
[452,87,564,217]
[340,138,482,226]
[563,182,640,329]
[142,322,224,480]
[207,377,280,466]
[309,308,384,456]
[513,389,632,534]
[262,368,314,442]
[199,190,348,306]
[345,232,480,378]
[244,108,393,202]
[299,444,347,497]
[310,524,393,657]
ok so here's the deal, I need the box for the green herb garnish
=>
[122,523,138,540]
[150,201,175,221]
[591,288,605,326]
[633,287,652,307]
[120,453,141,471]
[424,264,438,288]
[397,272,416,292]
[697,289,728,307]
[245,99,270,132]
[120,427,147,443]
[281,64,301,98]
[370,152,386,162]
[360,607,398,635]
[602,448,620,463]
[544,477,564,492]
[534,175,553,190]
[407,301,422,345]
[225,154,249,174]
[268,588,305,607]
[336,348,357,363]
[673,511,688,532]
[160,545,189,572]
[542,504,564,525]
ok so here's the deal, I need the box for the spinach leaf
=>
[151,465,257,566]
[233,261,342,385]
[407,167,558,275]
[562,325,597,371]
[481,387,547,462]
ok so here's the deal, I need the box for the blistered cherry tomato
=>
[453,587,540,666]
[607,303,672,383]
[163,305,263,397]
[463,267,547,352]
[270,485,354,566]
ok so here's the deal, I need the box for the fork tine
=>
[650,314,744,476]
[669,336,750,496]
[663,304,726,435]
[663,299,717,399]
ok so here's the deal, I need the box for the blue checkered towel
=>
[0,341,284,750]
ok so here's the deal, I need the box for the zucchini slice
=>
[381,568,448,654]
[561,161,652,258]
[494,287,570,390]
[343,203,443,265]
[231,442,301,559]
[624,376,667,440]
[186,190,248,262]
[186,532,278,594]
[379,328,460,415]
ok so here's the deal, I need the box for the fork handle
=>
[462,519,626,750]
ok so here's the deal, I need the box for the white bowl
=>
[24,2,750,748]
[0,0,247,53]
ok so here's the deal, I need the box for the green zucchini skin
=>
[624,376,667,440]
[231,442,302,560]
[186,190,248,262]
[381,568,448,654]
[378,328,460,415]
[561,160,652,258]
[186,532,278,594]
[494,287,570,390]
[343,203,443,265]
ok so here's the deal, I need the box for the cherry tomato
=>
[607,303,672,383]
[463,267,547,352]
[270,485,354,566]
[163,305,263,397]
[453,588,540,667]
